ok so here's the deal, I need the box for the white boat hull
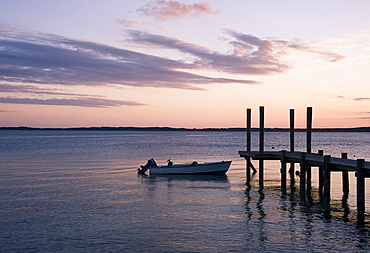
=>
[149,161,231,175]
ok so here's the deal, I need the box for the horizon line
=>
[1,126,369,132]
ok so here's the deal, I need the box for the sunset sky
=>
[1,0,370,128]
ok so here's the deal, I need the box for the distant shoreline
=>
[1,126,369,132]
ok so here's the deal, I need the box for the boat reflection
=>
[143,173,229,183]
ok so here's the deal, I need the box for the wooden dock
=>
[239,106,369,226]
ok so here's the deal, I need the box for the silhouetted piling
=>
[246,108,251,183]
[342,153,349,195]
[289,109,295,184]
[259,106,264,188]
[323,155,331,199]
[318,150,324,195]
[281,150,287,194]
[306,107,312,192]
[357,159,365,224]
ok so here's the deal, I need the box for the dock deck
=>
[239,150,370,172]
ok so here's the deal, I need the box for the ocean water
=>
[0,130,369,252]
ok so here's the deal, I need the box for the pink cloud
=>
[118,19,141,27]
[354,97,370,101]
[137,0,219,21]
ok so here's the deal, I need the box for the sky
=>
[0,0,370,128]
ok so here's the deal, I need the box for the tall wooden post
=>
[246,108,251,152]
[306,107,312,193]
[318,150,324,195]
[306,107,312,154]
[259,106,264,188]
[356,159,365,224]
[323,155,331,199]
[341,153,349,195]
[289,109,295,184]
[246,108,251,183]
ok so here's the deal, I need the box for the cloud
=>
[0,97,144,108]
[126,30,344,77]
[0,83,104,97]
[337,95,346,100]
[126,30,294,75]
[137,0,219,21]
[354,97,370,101]
[0,26,258,90]
[0,83,145,108]
[0,109,17,113]
[118,19,141,27]
[286,41,345,62]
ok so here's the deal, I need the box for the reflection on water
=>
[243,181,370,252]
[1,130,369,252]
[147,174,229,183]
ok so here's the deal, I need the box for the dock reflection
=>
[244,181,369,232]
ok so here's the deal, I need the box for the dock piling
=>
[289,109,295,184]
[300,152,307,195]
[281,150,287,193]
[306,107,312,193]
[306,107,312,154]
[357,159,366,224]
[318,150,324,195]
[246,108,251,183]
[323,155,331,199]
[342,153,349,195]
[259,106,264,188]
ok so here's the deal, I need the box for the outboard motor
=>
[137,158,157,174]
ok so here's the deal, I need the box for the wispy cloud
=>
[354,97,370,101]
[0,26,258,91]
[0,83,144,108]
[337,95,346,100]
[137,0,219,21]
[125,29,343,76]
[118,19,141,27]
[126,30,288,75]
[0,84,103,97]
[0,97,144,108]
[0,109,17,113]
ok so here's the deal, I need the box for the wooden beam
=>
[357,159,365,224]
[246,108,251,181]
[259,106,264,188]
[323,155,331,199]
[342,153,349,195]
[318,150,324,195]
[300,152,307,196]
[281,150,287,193]
[289,109,295,185]
[306,107,312,154]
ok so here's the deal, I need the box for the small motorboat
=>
[137,158,231,175]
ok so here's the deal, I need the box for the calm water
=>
[0,130,369,252]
